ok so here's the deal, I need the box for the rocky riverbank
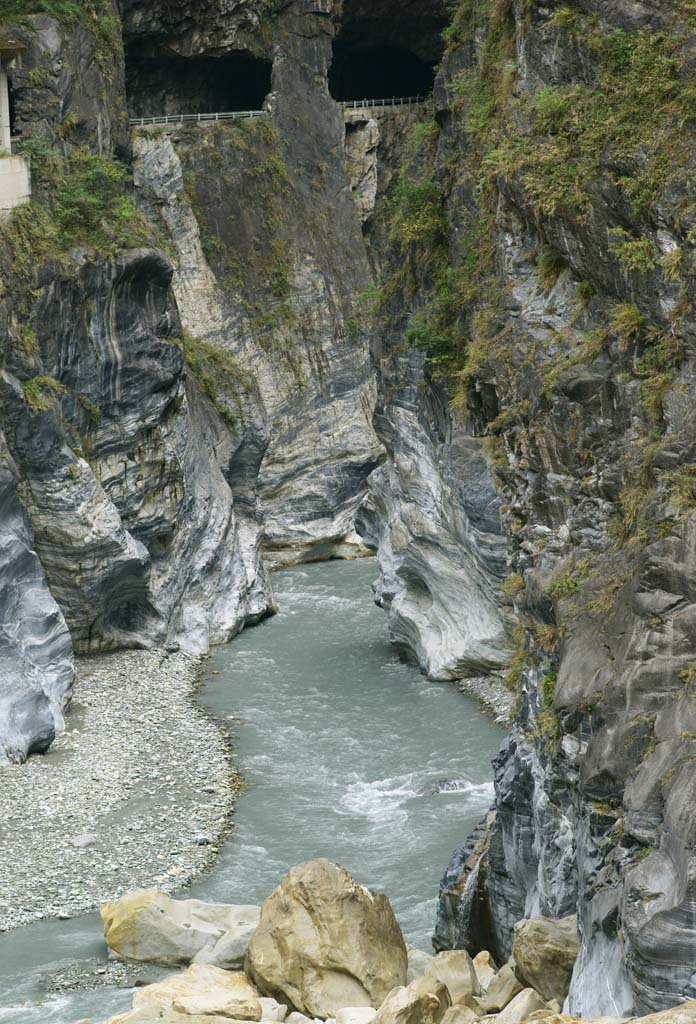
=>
[457,677,514,727]
[92,859,696,1024]
[0,650,233,932]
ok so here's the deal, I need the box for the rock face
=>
[395,0,696,1015]
[0,0,387,756]
[353,107,513,680]
[4,3,696,1020]
[0,248,273,657]
[0,431,74,763]
[246,859,408,1018]
[129,0,384,567]
[101,888,260,969]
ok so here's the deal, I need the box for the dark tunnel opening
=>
[329,45,436,102]
[329,0,449,104]
[8,76,17,138]
[125,49,273,119]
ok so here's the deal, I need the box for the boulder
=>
[246,860,407,1018]
[525,1007,696,1024]
[100,888,260,969]
[474,964,523,1013]
[512,916,579,1005]
[424,951,480,1005]
[335,1010,378,1024]
[373,976,451,1024]
[131,964,262,1020]
[496,989,548,1024]
[106,1011,235,1024]
[259,998,288,1022]
[194,918,262,971]
[440,1007,480,1024]
[472,951,497,992]
[406,945,434,983]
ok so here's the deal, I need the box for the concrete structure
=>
[0,154,30,212]
[0,39,30,214]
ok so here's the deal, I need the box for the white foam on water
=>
[0,988,133,1024]
[321,595,360,610]
[339,772,421,822]
[431,778,495,798]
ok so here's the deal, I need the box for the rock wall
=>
[399,0,696,1016]
[4,1,696,1017]
[129,1,383,565]
[0,0,382,758]
[351,105,513,679]
[0,430,74,764]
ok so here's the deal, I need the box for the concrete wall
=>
[0,155,31,213]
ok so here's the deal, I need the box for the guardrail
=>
[128,96,426,128]
[342,96,424,109]
[129,110,266,127]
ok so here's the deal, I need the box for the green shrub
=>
[538,247,567,291]
[608,303,645,349]
[390,176,447,254]
[52,148,151,251]
[0,0,83,19]
[183,333,252,428]
[22,375,64,412]
[608,228,659,273]
[540,670,557,709]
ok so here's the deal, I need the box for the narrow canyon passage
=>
[188,559,502,947]
[0,560,502,1023]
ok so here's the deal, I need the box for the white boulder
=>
[100,888,260,969]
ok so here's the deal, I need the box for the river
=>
[0,559,503,1023]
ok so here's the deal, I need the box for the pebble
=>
[0,650,235,933]
[70,834,98,849]
[46,956,162,993]
[458,675,515,725]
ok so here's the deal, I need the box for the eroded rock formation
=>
[0,430,73,763]
[408,0,696,1016]
[0,0,383,758]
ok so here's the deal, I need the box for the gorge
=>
[1,0,696,1021]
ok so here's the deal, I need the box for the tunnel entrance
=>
[329,0,449,104]
[125,49,273,119]
[330,45,435,102]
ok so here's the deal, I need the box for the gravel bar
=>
[457,674,515,725]
[0,650,234,932]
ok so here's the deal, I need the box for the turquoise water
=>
[0,559,502,1022]
[189,559,503,948]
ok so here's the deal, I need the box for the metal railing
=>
[129,110,266,127]
[128,96,426,128]
[342,95,424,109]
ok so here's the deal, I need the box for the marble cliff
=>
[2,0,696,1017]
